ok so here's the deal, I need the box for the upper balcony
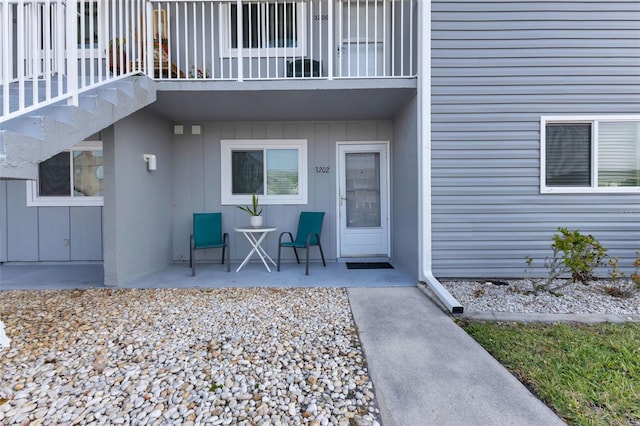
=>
[1,0,418,124]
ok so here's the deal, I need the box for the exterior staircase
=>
[0,76,156,180]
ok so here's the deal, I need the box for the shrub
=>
[604,257,637,298]
[524,227,607,294]
[552,227,607,284]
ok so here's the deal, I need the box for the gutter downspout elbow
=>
[421,272,464,315]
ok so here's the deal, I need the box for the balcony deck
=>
[1,0,417,124]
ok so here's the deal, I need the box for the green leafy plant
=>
[208,383,222,392]
[236,194,262,216]
[552,227,607,284]
[524,227,607,294]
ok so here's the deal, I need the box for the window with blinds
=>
[541,117,640,193]
[221,140,307,205]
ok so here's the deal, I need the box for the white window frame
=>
[221,139,308,205]
[26,141,104,207]
[541,115,640,194]
[218,2,307,57]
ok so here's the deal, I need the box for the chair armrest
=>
[279,231,294,244]
[190,234,194,248]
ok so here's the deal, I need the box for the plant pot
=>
[250,216,263,228]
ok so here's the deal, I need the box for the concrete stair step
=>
[0,76,156,179]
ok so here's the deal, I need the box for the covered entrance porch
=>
[0,261,416,291]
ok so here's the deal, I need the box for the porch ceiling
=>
[149,79,416,122]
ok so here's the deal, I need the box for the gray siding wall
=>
[431,1,640,278]
[391,94,419,278]
[0,180,102,262]
[171,121,393,264]
[103,110,173,286]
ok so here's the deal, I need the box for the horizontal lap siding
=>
[431,0,640,278]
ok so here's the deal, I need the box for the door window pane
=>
[545,124,591,187]
[232,150,264,194]
[39,152,71,196]
[345,152,381,228]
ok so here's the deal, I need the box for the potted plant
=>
[108,38,126,75]
[237,194,263,227]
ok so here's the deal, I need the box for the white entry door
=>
[337,143,390,257]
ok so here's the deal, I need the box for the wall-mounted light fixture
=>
[143,154,157,171]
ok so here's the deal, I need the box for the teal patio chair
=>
[190,213,229,276]
[277,212,326,275]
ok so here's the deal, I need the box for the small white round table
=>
[234,226,278,272]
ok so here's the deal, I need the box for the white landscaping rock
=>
[0,288,380,425]
[441,279,640,316]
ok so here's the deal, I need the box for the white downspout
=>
[417,0,463,314]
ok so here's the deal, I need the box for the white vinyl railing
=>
[0,0,145,123]
[1,0,416,123]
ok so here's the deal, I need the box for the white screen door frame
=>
[336,142,390,258]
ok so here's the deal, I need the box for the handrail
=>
[0,0,142,124]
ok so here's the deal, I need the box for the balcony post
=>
[236,0,243,81]
[66,0,78,106]
[327,0,333,80]
[146,1,154,77]
[2,0,10,115]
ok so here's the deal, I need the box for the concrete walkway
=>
[348,287,565,426]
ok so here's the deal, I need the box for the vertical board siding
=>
[70,207,103,261]
[171,121,391,263]
[1,181,103,262]
[6,181,39,261]
[431,1,640,278]
[0,180,6,262]
[38,207,71,261]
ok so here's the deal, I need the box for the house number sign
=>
[313,15,329,21]
[315,166,330,174]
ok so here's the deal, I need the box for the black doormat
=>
[346,262,394,270]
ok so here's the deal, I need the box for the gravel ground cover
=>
[0,288,380,426]
[441,279,640,316]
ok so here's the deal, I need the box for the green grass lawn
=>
[459,321,640,426]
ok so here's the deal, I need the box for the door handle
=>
[339,195,347,206]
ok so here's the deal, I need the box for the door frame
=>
[335,141,391,258]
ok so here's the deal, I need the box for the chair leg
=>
[189,235,193,268]
[293,247,300,264]
[191,246,196,277]
[277,244,282,272]
[305,245,310,276]
[318,242,326,267]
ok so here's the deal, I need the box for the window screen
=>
[545,123,591,187]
